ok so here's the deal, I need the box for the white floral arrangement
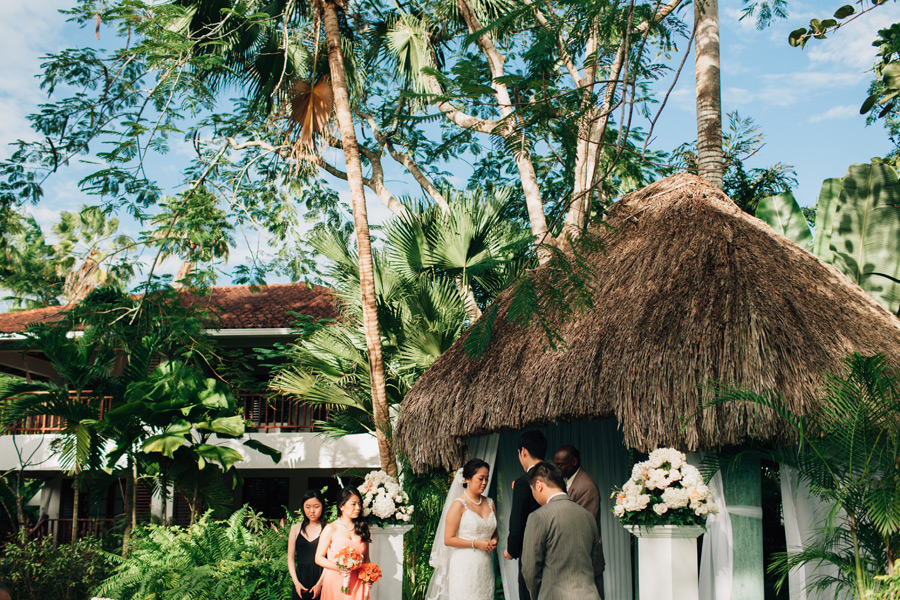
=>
[360,470,414,525]
[613,448,718,527]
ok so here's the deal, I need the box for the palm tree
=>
[0,326,115,541]
[384,188,532,321]
[694,0,724,188]
[314,0,397,475]
[174,0,398,474]
[272,196,530,435]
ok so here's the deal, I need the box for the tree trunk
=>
[131,458,138,532]
[71,476,80,541]
[694,0,724,188]
[123,468,133,549]
[190,476,200,525]
[321,0,397,476]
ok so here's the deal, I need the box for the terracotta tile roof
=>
[0,283,337,334]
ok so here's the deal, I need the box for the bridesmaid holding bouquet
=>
[315,487,371,600]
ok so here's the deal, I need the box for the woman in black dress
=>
[288,490,328,600]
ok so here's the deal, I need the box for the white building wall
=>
[0,432,381,473]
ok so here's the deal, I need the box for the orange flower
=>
[358,562,383,584]
[335,546,364,571]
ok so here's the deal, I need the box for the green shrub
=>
[401,461,451,600]
[95,505,291,600]
[875,561,900,600]
[0,533,113,600]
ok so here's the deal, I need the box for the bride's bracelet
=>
[471,539,475,549]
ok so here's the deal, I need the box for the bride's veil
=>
[424,468,466,600]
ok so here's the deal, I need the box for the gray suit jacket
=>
[521,494,601,600]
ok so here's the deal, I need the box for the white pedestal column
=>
[369,523,412,600]
[626,525,704,600]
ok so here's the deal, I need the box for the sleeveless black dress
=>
[293,530,324,600]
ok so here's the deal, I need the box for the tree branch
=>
[365,116,449,212]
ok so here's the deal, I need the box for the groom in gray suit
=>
[521,462,602,600]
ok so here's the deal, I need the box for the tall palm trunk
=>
[321,0,397,476]
[71,476,80,541]
[122,463,133,550]
[694,0,724,188]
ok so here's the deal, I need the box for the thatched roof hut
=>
[396,174,900,472]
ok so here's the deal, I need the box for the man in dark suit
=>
[554,444,605,597]
[504,430,547,600]
[521,462,601,600]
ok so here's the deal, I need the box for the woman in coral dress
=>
[315,487,371,600]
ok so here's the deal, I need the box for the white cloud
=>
[0,1,73,158]
[809,104,860,123]
[806,4,900,72]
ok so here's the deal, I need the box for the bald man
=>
[554,445,605,597]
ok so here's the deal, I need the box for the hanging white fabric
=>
[779,464,842,600]
[690,458,733,600]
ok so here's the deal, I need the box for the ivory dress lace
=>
[447,497,496,600]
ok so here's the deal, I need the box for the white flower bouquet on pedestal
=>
[360,470,414,526]
[613,448,717,527]
[615,448,718,600]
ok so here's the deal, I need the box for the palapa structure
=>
[396,174,900,472]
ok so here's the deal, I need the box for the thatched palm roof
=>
[396,174,900,472]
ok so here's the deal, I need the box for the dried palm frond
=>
[286,75,334,150]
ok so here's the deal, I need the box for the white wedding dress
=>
[447,497,496,600]
[426,470,497,600]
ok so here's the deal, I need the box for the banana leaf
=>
[828,163,900,313]
[756,192,813,248]
[812,177,843,263]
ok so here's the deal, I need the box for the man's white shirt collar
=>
[547,491,568,503]
[564,467,581,490]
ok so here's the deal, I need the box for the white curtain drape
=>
[489,420,633,600]
[779,464,842,600]
[688,455,733,600]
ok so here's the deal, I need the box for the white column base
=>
[625,525,704,600]
[369,524,412,600]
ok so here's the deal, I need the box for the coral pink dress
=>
[321,537,369,600]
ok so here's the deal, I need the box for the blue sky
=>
[1,1,897,281]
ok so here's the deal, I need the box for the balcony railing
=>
[7,393,113,434]
[4,393,327,435]
[241,393,327,432]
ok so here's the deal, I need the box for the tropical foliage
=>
[270,191,531,436]
[709,353,900,598]
[0,534,113,600]
[672,112,798,214]
[0,286,281,543]
[755,162,900,315]
[95,506,291,600]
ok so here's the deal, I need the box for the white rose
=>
[614,504,626,518]
[653,503,668,516]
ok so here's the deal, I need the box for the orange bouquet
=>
[358,562,382,600]
[335,546,364,594]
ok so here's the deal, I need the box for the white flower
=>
[680,465,703,488]
[661,487,690,509]
[614,504,625,518]
[373,495,396,519]
[631,463,647,481]
[653,503,668,516]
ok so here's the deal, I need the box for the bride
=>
[426,458,498,600]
